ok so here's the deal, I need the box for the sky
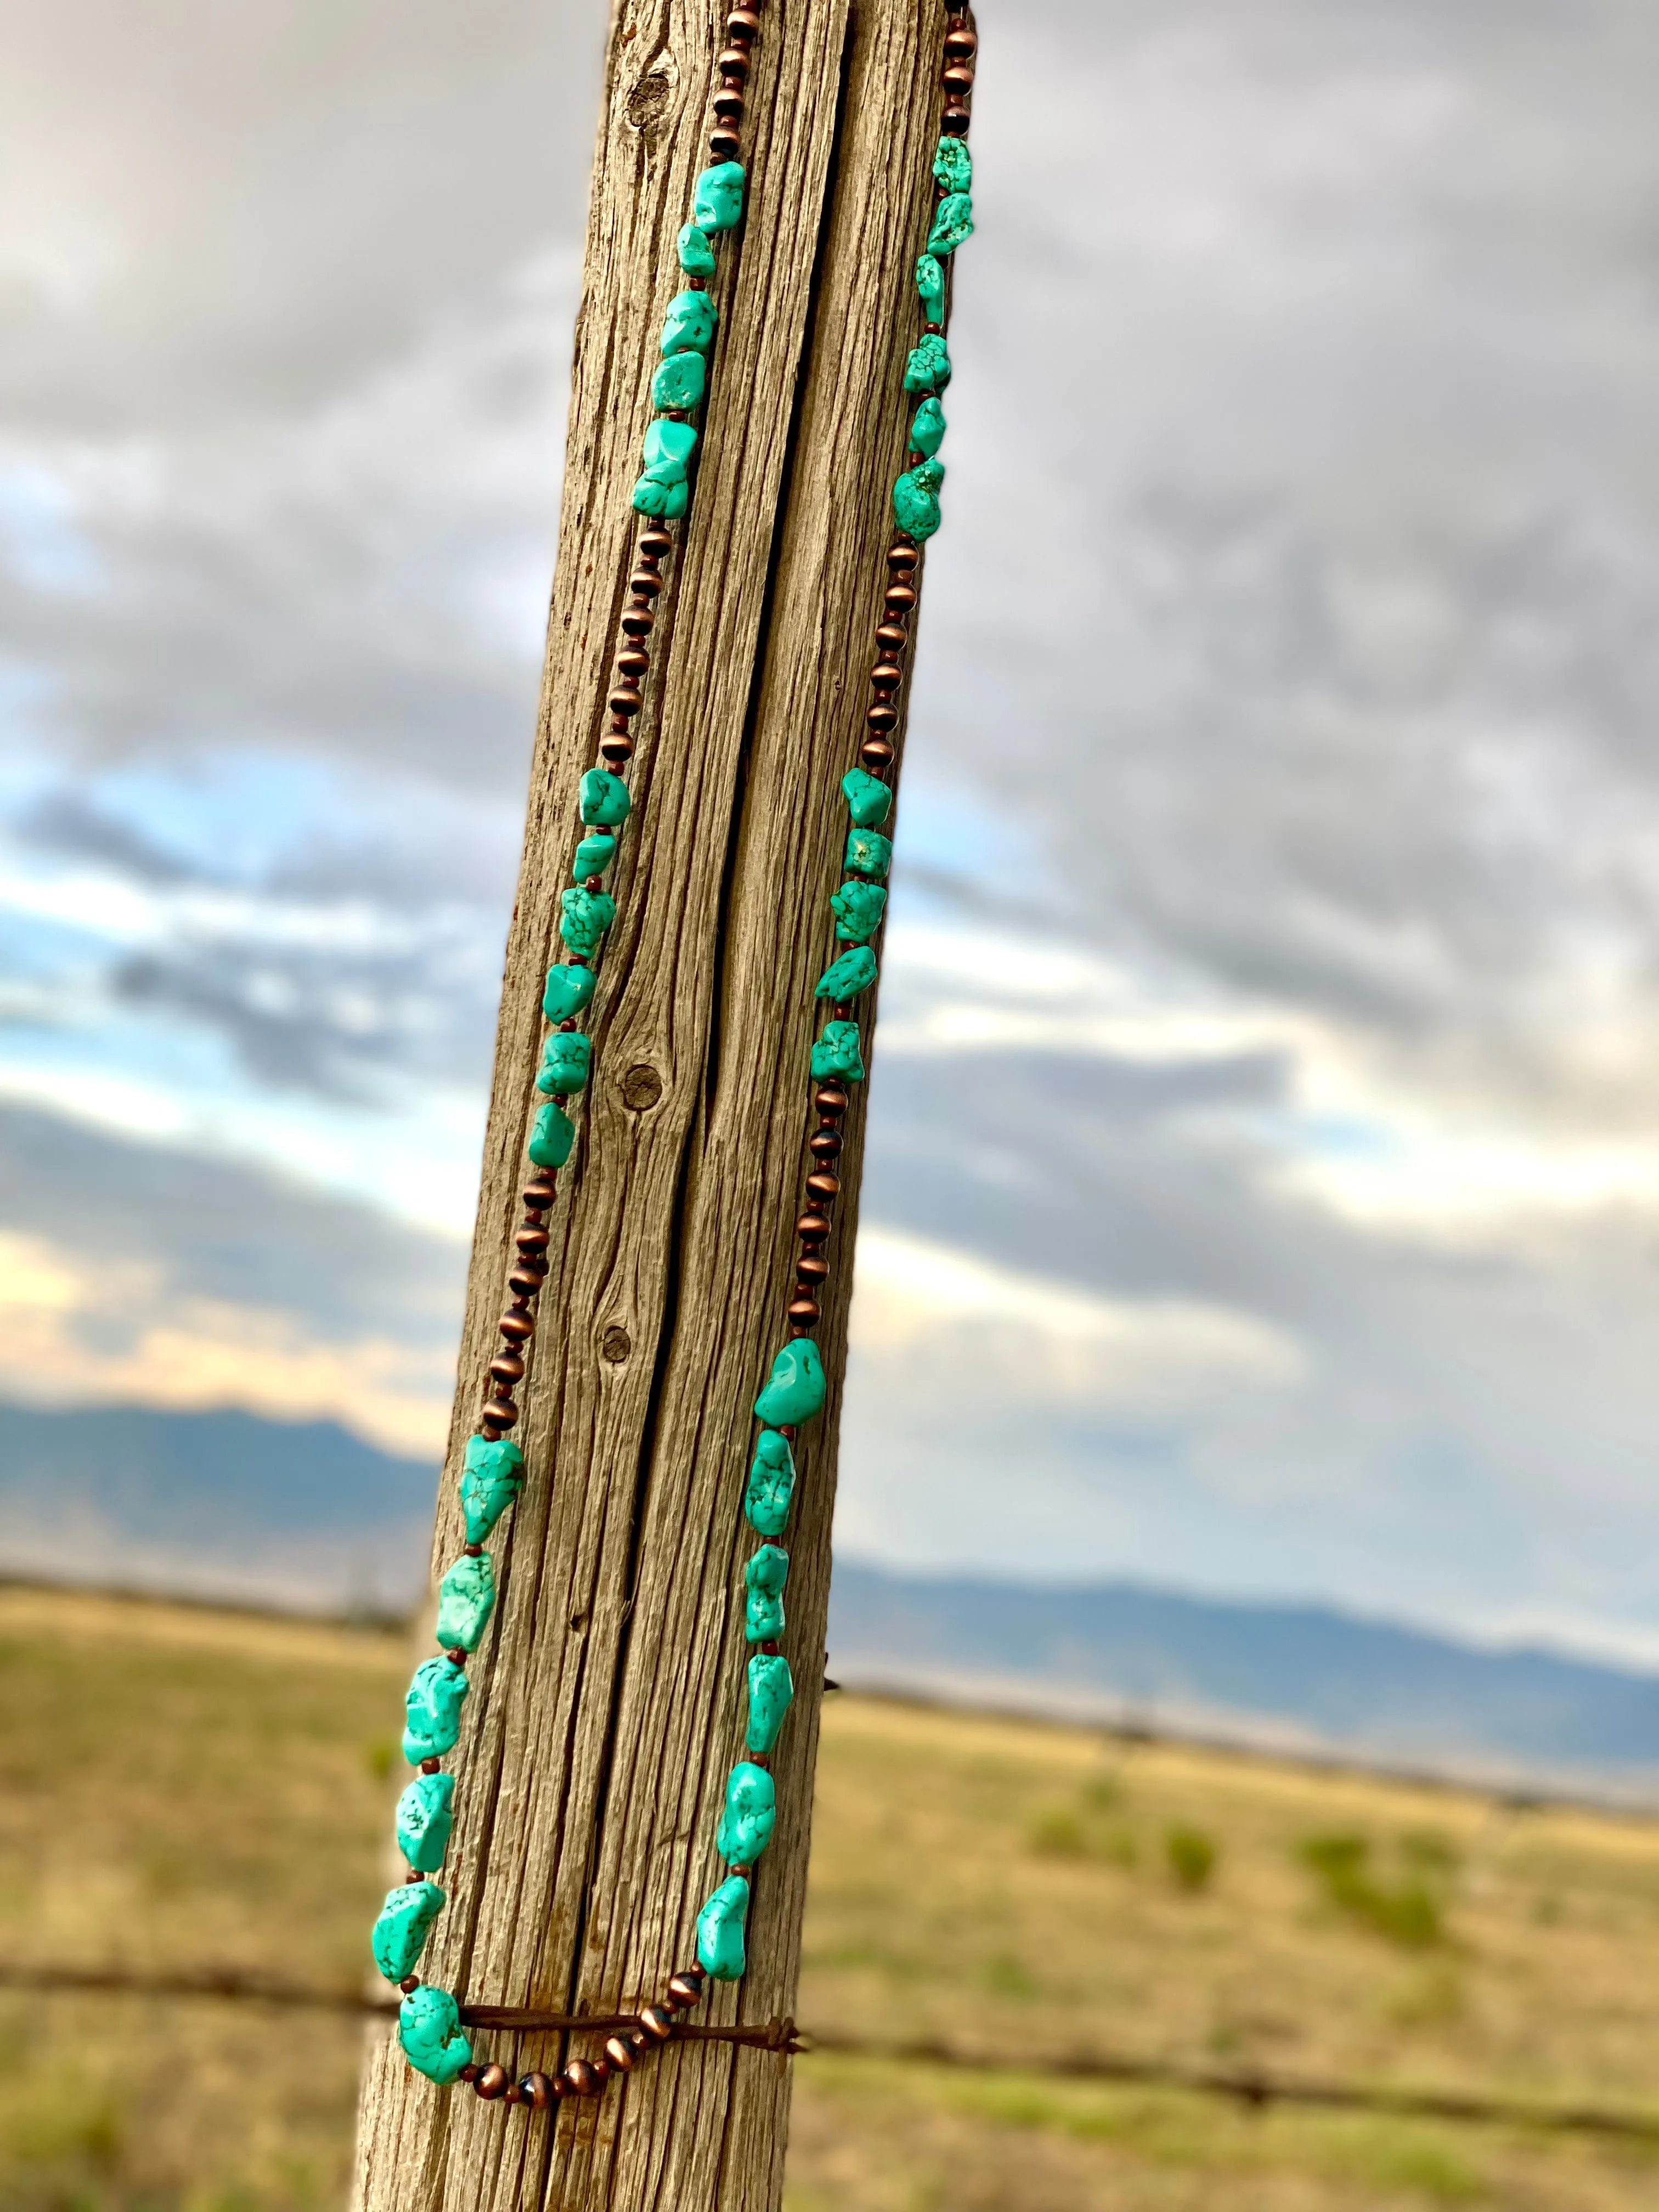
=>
[3,0,1659,1659]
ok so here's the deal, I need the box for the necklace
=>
[372,0,979,2117]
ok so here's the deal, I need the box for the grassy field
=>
[4,1586,1659,2209]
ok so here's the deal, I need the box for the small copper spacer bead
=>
[603,2034,637,2072]
[628,2028,653,2053]
[406,1867,426,1883]
[591,2055,613,2083]
[563,2058,600,2097]
[399,1975,421,1993]
[460,2062,483,2081]
[421,1753,443,1771]
[638,2004,676,2042]
[446,1647,469,1667]
[475,2063,510,2101]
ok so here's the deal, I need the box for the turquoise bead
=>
[746,1652,794,1756]
[811,1019,865,1084]
[529,1099,575,1169]
[745,1429,796,1536]
[934,136,972,193]
[572,833,616,879]
[460,1434,523,1544]
[846,827,893,879]
[435,1552,495,1652]
[651,349,707,410]
[909,397,945,459]
[693,161,746,233]
[398,1984,472,2084]
[915,252,945,321]
[643,417,698,478]
[716,1762,777,1865]
[928,192,974,256]
[903,332,951,393]
[661,289,718,356]
[372,1879,444,1982]
[396,1771,454,1874]
[538,1031,591,1096]
[678,222,716,275]
[842,768,893,827]
[696,1874,750,1980]
[754,1338,826,1424]
[831,878,887,943]
[632,473,688,518]
[403,1656,469,1763]
[744,1544,790,1641]
[560,885,616,955]
[815,945,877,1001]
[579,770,630,827]
[893,459,944,540]
[543,962,597,1021]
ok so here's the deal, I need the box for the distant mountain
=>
[0,1401,436,1612]
[7,1403,1659,1785]
[827,1562,1659,1787]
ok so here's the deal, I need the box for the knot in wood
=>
[601,1325,632,1364]
[625,66,675,132]
[622,1062,663,1109]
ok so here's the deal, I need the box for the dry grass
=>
[3,1585,1659,2208]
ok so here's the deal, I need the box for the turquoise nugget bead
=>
[398,1984,472,2084]
[811,1019,865,1084]
[529,1100,575,1169]
[746,1652,794,1755]
[543,962,597,1020]
[538,1031,591,1095]
[842,768,893,826]
[572,833,616,879]
[372,1879,444,1982]
[754,1338,826,1425]
[435,1551,495,1652]
[903,332,951,393]
[651,349,707,411]
[934,136,972,193]
[560,885,616,955]
[815,945,877,1000]
[693,160,746,232]
[909,396,945,459]
[579,769,630,827]
[744,1544,790,1640]
[643,417,698,477]
[745,1429,796,1536]
[631,473,688,518]
[846,827,893,878]
[831,878,887,943]
[696,1875,750,1980]
[459,1434,523,1544]
[403,1656,469,1763]
[716,1762,777,1865]
[661,289,719,355]
[928,191,974,256]
[677,222,716,275]
[915,251,945,320]
[396,1771,454,1873]
[893,459,944,541]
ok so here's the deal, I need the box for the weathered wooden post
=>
[353,0,964,2203]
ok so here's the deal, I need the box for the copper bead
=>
[888,543,918,573]
[815,1082,849,1117]
[639,528,673,560]
[712,87,744,122]
[884,582,917,615]
[725,7,760,40]
[563,2058,600,2097]
[489,1353,526,1386]
[860,737,895,772]
[717,44,751,77]
[796,1251,829,1285]
[638,2004,676,2042]
[787,1295,821,1329]
[665,1968,706,2008]
[628,568,663,599]
[600,736,634,766]
[475,2063,510,2101]
[796,1210,831,1241]
[805,1169,839,1203]
[603,2034,636,2072]
[498,1309,534,1344]
[944,24,977,60]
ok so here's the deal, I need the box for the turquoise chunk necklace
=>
[374,1,980,2115]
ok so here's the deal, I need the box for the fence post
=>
[353,0,951,2203]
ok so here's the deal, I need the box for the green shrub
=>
[1299,1831,1450,1948]
[1165,1826,1218,1892]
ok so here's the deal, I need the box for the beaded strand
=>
[687,4,978,1988]
[370,1,771,2098]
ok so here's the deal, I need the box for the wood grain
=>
[353,1,951,2205]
